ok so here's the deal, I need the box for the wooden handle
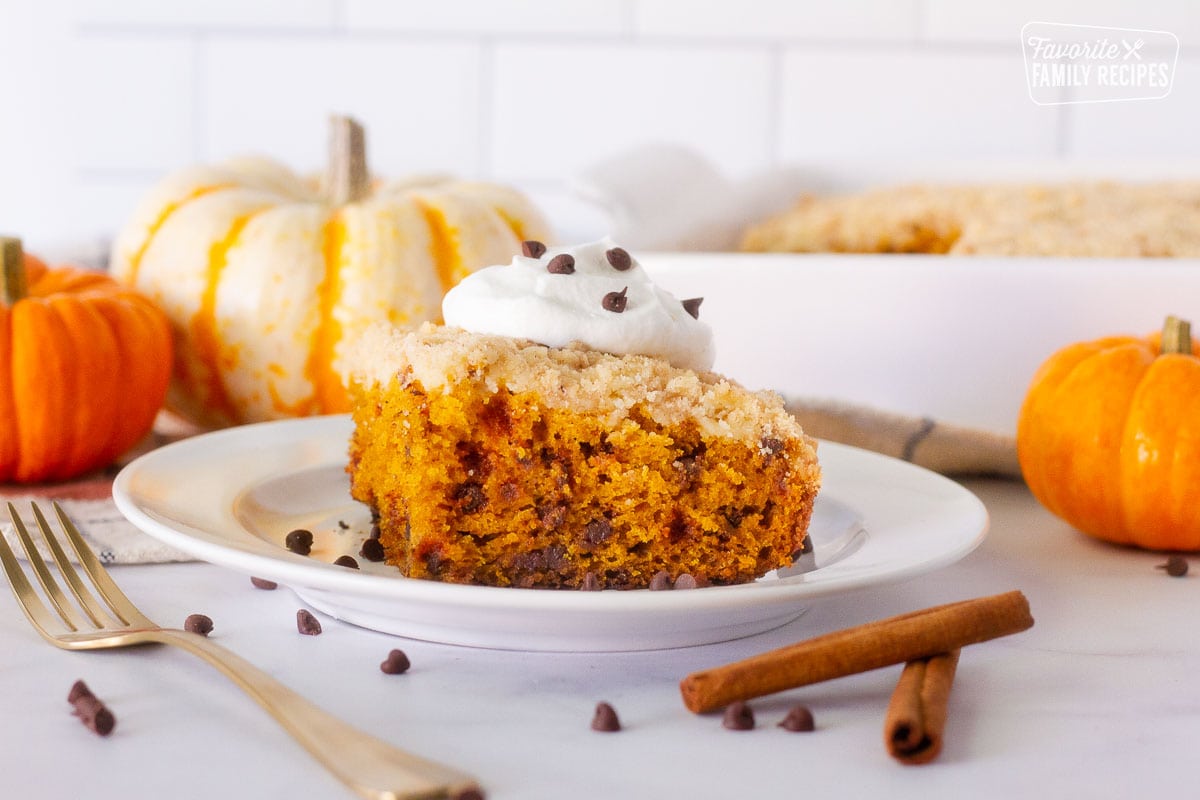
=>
[1,236,27,307]
[1161,315,1193,355]
[327,115,369,205]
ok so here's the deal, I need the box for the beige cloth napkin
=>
[786,396,1021,478]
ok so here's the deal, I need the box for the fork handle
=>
[141,629,479,800]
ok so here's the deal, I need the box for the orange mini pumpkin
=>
[1017,315,1200,550]
[0,238,172,484]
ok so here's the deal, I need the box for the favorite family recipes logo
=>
[1022,22,1179,104]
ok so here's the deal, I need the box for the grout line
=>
[476,40,494,179]
[331,0,347,32]
[192,32,207,161]
[765,44,784,168]
[71,23,1030,52]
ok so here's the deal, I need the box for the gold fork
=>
[0,502,481,800]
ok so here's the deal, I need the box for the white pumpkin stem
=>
[327,115,369,205]
[1162,315,1193,355]
[0,236,26,306]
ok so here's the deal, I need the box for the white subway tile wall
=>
[2,0,1196,250]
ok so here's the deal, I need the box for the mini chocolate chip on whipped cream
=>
[521,240,547,259]
[722,701,755,731]
[602,287,628,314]
[606,247,632,271]
[184,614,214,636]
[591,701,621,732]
[681,297,703,320]
[296,609,323,636]
[546,253,576,274]
[285,528,313,556]
[380,649,411,675]
[250,576,278,590]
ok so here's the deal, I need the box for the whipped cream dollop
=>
[442,237,715,371]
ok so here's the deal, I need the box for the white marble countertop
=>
[0,477,1191,799]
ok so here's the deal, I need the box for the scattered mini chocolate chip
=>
[285,529,314,556]
[591,701,621,732]
[673,573,698,590]
[250,576,278,590]
[380,649,411,675]
[334,555,360,569]
[581,571,601,591]
[722,701,755,731]
[602,287,628,313]
[360,538,385,562]
[779,704,815,732]
[649,570,673,591]
[1157,555,1189,577]
[605,247,632,271]
[546,253,576,274]
[184,613,214,636]
[521,240,547,259]
[681,297,703,319]
[296,609,322,636]
[68,680,115,737]
[337,519,349,530]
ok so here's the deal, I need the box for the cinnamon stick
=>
[680,590,1032,714]
[884,650,960,765]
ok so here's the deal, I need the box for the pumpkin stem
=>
[1161,315,1193,355]
[327,115,369,205]
[1,236,27,306]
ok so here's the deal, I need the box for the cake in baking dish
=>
[741,182,1200,257]
[346,239,820,589]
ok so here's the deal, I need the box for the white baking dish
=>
[644,253,1200,436]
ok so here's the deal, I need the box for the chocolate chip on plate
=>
[334,555,360,569]
[285,529,314,556]
[673,573,698,590]
[546,253,576,274]
[250,576,278,590]
[649,570,673,591]
[681,297,703,319]
[591,701,621,732]
[296,609,323,636]
[722,701,755,731]
[779,704,816,732]
[605,247,632,271]
[380,649,411,675]
[184,613,214,636]
[360,538,385,562]
[602,287,628,313]
[521,240,547,259]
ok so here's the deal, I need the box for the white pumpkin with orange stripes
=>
[111,117,551,428]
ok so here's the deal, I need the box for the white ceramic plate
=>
[112,415,988,652]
